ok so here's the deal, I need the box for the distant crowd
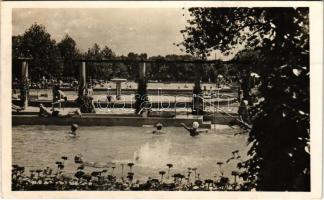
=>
[12,74,235,90]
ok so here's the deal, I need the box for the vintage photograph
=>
[4,2,320,195]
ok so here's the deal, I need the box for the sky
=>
[12,8,236,60]
[12,8,190,56]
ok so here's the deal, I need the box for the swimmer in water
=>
[152,123,166,134]
[68,124,78,137]
[74,154,115,168]
[181,121,208,137]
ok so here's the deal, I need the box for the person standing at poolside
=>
[86,84,94,97]
[52,84,67,109]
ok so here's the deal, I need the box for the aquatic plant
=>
[127,172,134,182]
[74,171,84,182]
[120,163,125,179]
[197,173,200,181]
[127,162,134,172]
[11,153,251,191]
[216,162,224,176]
[159,171,166,182]
[191,168,197,181]
[231,171,240,190]
[77,165,84,170]
[204,179,214,190]
[166,163,173,179]
[111,166,116,176]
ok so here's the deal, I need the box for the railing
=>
[194,94,252,129]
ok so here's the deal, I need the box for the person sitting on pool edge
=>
[39,104,81,118]
[52,84,68,109]
[180,121,208,137]
[152,123,166,134]
[68,124,78,137]
[52,90,68,107]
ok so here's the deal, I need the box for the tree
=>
[126,52,141,81]
[231,49,265,104]
[57,34,81,79]
[148,55,164,81]
[12,35,24,80]
[180,7,309,191]
[84,43,101,80]
[13,23,62,80]
[84,44,116,80]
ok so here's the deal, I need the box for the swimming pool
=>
[12,125,247,181]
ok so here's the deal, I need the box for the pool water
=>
[12,125,247,181]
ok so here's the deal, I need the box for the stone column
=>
[78,61,86,97]
[135,62,148,114]
[116,81,122,100]
[192,63,203,115]
[139,62,146,80]
[21,60,29,108]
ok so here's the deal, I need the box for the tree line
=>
[12,23,231,83]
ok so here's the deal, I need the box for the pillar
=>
[192,63,203,115]
[116,81,122,100]
[139,62,146,80]
[20,60,29,108]
[78,61,86,97]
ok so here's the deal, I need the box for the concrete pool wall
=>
[12,98,238,108]
[12,108,239,127]
[12,114,212,128]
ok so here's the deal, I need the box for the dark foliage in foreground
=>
[12,153,250,191]
[180,7,310,191]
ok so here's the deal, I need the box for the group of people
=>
[37,81,209,138]
[152,121,208,137]
[64,121,207,139]
[12,77,80,90]
[39,104,81,118]
[37,84,82,118]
